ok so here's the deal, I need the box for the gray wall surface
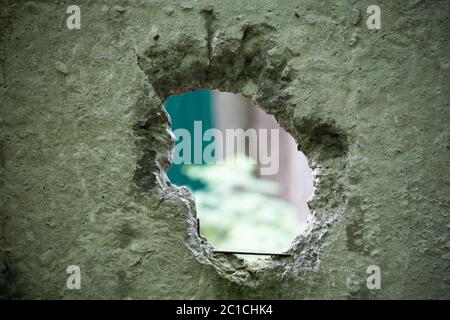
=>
[0,0,449,299]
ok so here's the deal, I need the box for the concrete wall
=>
[0,0,449,299]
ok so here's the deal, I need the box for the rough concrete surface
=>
[0,0,449,299]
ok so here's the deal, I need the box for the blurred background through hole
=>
[164,89,314,258]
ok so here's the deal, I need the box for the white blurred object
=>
[212,91,313,224]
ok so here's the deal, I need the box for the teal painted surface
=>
[164,89,214,190]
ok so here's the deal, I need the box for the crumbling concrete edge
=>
[129,8,350,288]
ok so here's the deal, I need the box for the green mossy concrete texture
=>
[0,0,449,299]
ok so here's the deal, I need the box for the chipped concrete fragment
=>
[180,3,193,11]
[0,0,449,300]
[349,32,359,46]
[55,61,69,75]
[351,9,361,25]
[113,5,126,13]
[163,6,175,15]
[241,80,258,98]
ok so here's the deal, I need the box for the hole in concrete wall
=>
[135,32,350,278]
[164,89,314,260]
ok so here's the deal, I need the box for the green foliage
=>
[183,155,305,256]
